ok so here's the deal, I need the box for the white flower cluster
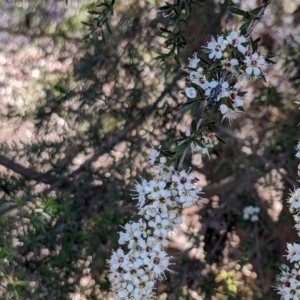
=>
[276,140,300,299]
[185,129,219,156]
[243,205,260,222]
[183,31,267,124]
[107,146,203,299]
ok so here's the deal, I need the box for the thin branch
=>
[245,0,271,38]
[0,154,57,184]
[177,150,187,170]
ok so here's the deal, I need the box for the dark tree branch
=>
[0,154,57,184]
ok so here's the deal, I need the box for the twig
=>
[0,154,57,184]
[177,149,187,170]
[177,104,206,170]
[245,0,271,38]
[254,222,264,285]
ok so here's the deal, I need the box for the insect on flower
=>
[205,83,222,110]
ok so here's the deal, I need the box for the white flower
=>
[172,170,196,191]
[119,220,147,245]
[188,53,200,68]
[154,161,175,182]
[287,188,300,211]
[131,178,150,208]
[250,215,259,222]
[185,129,191,137]
[143,250,172,277]
[219,104,238,125]
[145,180,171,200]
[286,243,300,262]
[133,279,155,298]
[149,144,160,165]
[239,45,252,56]
[192,74,209,90]
[221,58,239,71]
[226,31,247,52]
[108,248,128,271]
[228,90,244,107]
[185,87,197,99]
[245,52,266,76]
[148,215,169,237]
[243,205,260,222]
[185,70,200,81]
[204,35,227,60]
[296,140,300,153]
[220,89,245,125]
[177,186,202,207]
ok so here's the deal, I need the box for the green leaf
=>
[159,27,172,33]
[191,119,197,132]
[196,53,210,66]
[226,99,235,111]
[216,134,228,144]
[239,20,251,35]
[178,99,202,115]
[174,142,189,155]
[179,130,187,138]
[228,6,249,18]
[155,53,168,60]
[237,91,248,97]
[159,149,175,157]
[207,123,214,132]
[249,6,263,16]
[260,72,267,83]
[87,10,101,15]
[208,60,221,71]
[265,58,276,64]
[195,139,205,148]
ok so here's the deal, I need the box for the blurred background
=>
[0,0,299,299]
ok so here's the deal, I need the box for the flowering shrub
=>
[5,0,300,299]
[276,141,300,299]
[108,1,274,298]
[107,149,202,299]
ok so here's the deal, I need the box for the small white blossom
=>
[204,35,227,60]
[185,87,197,99]
[287,188,300,212]
[226,31,247,52]
[243,205,260,222]
[245,52,266,76]
[228,90,244,107]
[188,53,200,68]
[172,170,196,191]
[286,243,300,263]
[149,144,160,165]
[221,58,239,71]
